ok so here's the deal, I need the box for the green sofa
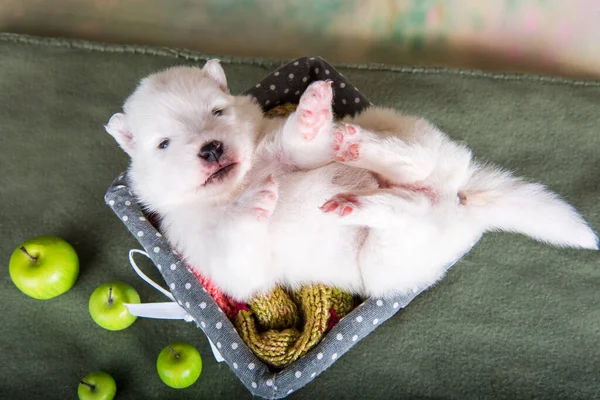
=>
[1,34,598,399]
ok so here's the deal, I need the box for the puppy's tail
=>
[460,163,598,250]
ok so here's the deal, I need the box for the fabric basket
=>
[104,57,471,398]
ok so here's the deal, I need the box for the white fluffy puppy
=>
[105,60,598,301]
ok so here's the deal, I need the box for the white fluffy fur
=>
[106,61,598,301]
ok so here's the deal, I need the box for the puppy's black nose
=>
[199,141,224,162]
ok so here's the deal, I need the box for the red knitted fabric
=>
[188,267,246,319]
[327,307,341,331]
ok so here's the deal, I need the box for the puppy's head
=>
[105,60,263,210]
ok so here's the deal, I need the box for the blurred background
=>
[2,0,600,78]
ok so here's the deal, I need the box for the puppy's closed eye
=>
[212,108,224,117]
[158,139,170,150]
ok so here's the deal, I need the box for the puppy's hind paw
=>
[320,193,360,217]
[333,123,361,162]
[297,80,334,141]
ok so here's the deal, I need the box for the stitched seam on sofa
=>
[2,33,600,87]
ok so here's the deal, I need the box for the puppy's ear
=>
[202,59,229,93]
[105,113,134,156]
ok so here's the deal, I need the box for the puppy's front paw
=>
[333,123,361,162]
[239,176,279,221]
[297,80,333,141]
[320,193,360,217]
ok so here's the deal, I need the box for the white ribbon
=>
[125,249,225,362]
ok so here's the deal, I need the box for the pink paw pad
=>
[319,194,360,217]
[297,80,333,141]
[253,208,272,221]
[333,123,361,162]
[246,176,279,221]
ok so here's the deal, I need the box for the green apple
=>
[89,281,140,331]
[156,342,203,389]
[9,236,79,300]
[78,371,117,400]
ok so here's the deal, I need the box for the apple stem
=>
[108,286,113,305]
[19,246,37,262]
[167,345,180,359]
[80,381,95,391]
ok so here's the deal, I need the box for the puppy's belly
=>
[270,219,365,292]
[268,165,376,292]
[357,217,481,297]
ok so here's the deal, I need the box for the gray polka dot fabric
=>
[104,57,473,399]
[245,56,371,115]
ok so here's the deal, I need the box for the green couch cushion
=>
[1,33,598,399]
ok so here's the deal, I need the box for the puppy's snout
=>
[199,140,224,162]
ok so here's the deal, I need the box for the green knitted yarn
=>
[326,287,356,317]
[264,102,343,120]
[250,287,299,330]
[265,103,298,118]
[233,285,356,369]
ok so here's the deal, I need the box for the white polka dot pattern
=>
[104,56,473,398]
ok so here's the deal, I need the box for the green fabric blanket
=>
[1,34,598,400]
